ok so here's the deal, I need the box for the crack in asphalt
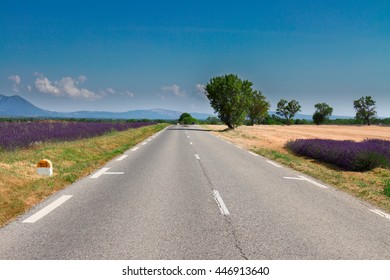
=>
[187,131,248,260]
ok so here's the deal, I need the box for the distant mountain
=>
[0,94,214,120]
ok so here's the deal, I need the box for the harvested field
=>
[204,125,390,152]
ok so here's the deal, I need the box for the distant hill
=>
[0,94,214,120]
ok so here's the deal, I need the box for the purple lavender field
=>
[0,121,156,150]
[286,138,390,171]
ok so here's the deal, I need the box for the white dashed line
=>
[370,209,390,220]
[226,141,232,144]
[104,171,124,175]
[90,167,110,179]
[116,155,128,161]
[283,175,328,189]
[190,142,193,145]
[131,147,139,152]
[235,145,243,149]
[213,190,230,215]
[195,154,200,160]
[23,195,73,223]
[141,142,147,145]
[187,136,190,138]
[266,160,282,168]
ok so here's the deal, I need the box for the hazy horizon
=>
[1,0,389,117]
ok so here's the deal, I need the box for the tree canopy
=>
[312,102,333,125]
[247,90,270,126]
[353,96,376,126]
[276,99,301,125]
[205,74,253,129]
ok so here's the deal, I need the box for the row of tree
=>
[204,74,379,128]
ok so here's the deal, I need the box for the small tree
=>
[276,99,301,125]
[312,102,333,125]
[205,74,253,129]
[353,96,376,126]
[247,90,270,126]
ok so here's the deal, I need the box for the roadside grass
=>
[0,123,169,227]
[203,125,390,214]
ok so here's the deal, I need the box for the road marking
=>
[213,190,230,215]
[147,138,152,142]
[90,167,110,179]
[116,155,128,161]
[131,147,139,152]
[248,151,259,157]
[194,154,200,160]
[190,142,193,145]
[187,135,190,138]
[104,172,125,175]
[266,160,282,168]
[370,209,390,220]
[141,142,147,145]
[23,195,73,223]
[235,145,243,149]
[283,175,328,189]
[226,141,232,144]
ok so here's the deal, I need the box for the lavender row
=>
[286,138,390,171]
[0,121,156,150]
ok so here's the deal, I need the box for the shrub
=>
[384,180,390,197]
[286,138,390,171]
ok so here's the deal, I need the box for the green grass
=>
[0,123,169,227]
[385,180,390,197]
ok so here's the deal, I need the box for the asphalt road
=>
[0,125,389,259]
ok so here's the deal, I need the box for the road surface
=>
[1,125,389,259]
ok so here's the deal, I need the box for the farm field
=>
[203,124,390,213]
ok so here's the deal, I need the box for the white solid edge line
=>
[90,167,110,179]
[116,155,128,161]
[226,141,232,144]
[194,154,200,160]
[266,160,282,168]
[235,145,243,149]
[249,151,259,157]
[141,142,147,145]
[23,195,73,223]
[370,209,390,220]
[131,147,139,152]
[213,190,230,215]
[104,172,124,175]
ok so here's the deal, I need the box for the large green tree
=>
[247,90,270,126]
[276,99,301,125]
[205,74,253,129]
[312,102,333,125]
[353,96,376,125]
[178,112,196,124]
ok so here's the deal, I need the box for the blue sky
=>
[1,0,389,117]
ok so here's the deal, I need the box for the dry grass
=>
[0,124,169,227]
[203,124,390,213]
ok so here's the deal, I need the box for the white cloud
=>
[125,91,134,98]
[35,76,60,95]
[106,88,115,94]
[57,77,97,99]
[161,84,186,97]
[8,75,21,92]
[193,83,208,100]
[195,83,205,93]
[34,75,99,100]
